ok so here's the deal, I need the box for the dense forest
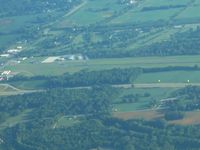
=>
[0,87,117,122]
[1,87,200,150]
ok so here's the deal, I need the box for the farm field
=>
[55,0,127,27]
[110,8,181,24]
[2,55,200,76]
[113,110,162,120]
[135,71,200,83]
[108,0,195,25]
[169,111,200,125]
[114,110,200,126]
[175,5,200,20]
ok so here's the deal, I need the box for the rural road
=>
[113,83,200,88]
[63,0,87,18]
[1,83,200,96]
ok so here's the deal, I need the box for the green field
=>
[176,5,200,19]
[135,71,200,83]
[2,55,200,76]
[113,87,175,112]
[142,0,190,7]
[109,0,194,25]
[110,8,181,24]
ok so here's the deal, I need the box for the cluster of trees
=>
[8,67,142,88]
[164,86,200,111]
[45,68,142,88]
[121,94,140,103]
[120,93,150,104]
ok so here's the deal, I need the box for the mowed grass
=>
[2,55,200,76]
[135,71,200,83]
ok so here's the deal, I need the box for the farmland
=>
[135,71,200,83]
[2,0,200,149]
[2,0,200,58]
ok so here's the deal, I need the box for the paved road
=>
[113,83,200,89]
[1,82,200,96]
